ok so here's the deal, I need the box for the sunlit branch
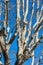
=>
[33,5,43,29]
[4,0,8,36]
[29,18,43,47]
[0,0,43,65]
[23,0,28,22]
[30,35,43,52]
[31,51,34,65]
[21,0,28,43]
[25,0,35,44]
[22,0,24,16]
[22,34,43,60]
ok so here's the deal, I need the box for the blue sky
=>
[0,0,43,65]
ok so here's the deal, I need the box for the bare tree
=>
[0,0,43,65]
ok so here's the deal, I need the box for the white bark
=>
[0,0,43,65]
[29,26,42,47]
[18,26,23,55]
[17,0,24,56]
[22,26,26,42]
[33,5,43,29]
[17,0,20,19]
[37,0,40,9]
[23,0,28,22]
[20,0,28,50]
[31,51,34,65]
[22,0,28,42]
[22,0,24,15]
[29,16,43,47]
[16,0,20,35]
[25,0,35,44]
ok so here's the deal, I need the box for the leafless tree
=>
[0,0,43,65]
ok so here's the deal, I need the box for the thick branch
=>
[0,41,9,65]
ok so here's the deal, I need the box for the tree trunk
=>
[3,51,9,65]
[0,41,9,65]
[15,55,24,65]
[15,59,23,65]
